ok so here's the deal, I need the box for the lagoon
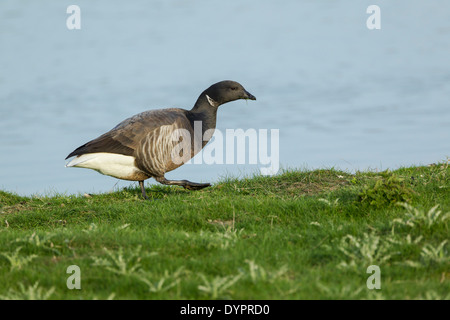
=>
[1,0,449,196]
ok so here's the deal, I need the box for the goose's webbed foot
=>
[155,177,211,190]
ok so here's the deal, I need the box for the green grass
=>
[0,161,449,300]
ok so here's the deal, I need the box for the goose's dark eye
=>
[230,87,237,91]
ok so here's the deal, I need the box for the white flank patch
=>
[66,153,141,180]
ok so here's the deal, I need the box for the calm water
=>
[1,0,449,196]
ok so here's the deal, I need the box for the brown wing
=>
[65,108,191,160]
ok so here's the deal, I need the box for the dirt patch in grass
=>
[0,203,32,215]
[268,170,352,196]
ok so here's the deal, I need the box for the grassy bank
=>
[0,162,449,300]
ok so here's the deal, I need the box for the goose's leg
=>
[139,180,149,200]
[155,177,210,190]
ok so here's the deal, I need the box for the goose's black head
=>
[197,80,256,109]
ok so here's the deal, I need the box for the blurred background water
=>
[0,0,449,196]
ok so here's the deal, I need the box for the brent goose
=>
[65,80,256,199]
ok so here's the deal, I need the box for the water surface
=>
[1,0,449,196]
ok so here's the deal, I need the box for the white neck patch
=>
[206,94,219,107]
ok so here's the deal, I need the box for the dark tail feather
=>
[65,135,134,160]
[65,144,87,160]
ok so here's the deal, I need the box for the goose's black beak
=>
[243,90,256,101]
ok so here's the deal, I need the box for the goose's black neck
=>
[187,101,217,143]
[190,90,219,112]
[188,93,219,132]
